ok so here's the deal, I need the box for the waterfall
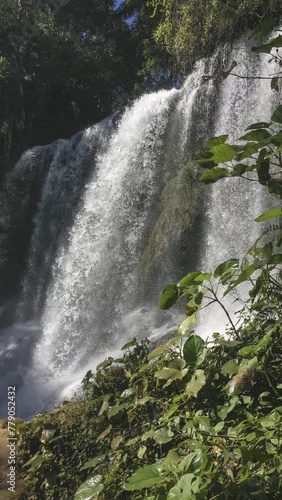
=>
[0,37,280,417]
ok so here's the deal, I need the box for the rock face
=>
[0,418,25,499]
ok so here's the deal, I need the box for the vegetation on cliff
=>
[1,0,282,180]
[17,81,282,500]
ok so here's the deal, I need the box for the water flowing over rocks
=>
[0,36,279,418]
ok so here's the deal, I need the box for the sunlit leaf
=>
[221,359,238,376]
[186,370,206,397]
[204,134,228,148]
[74,475,104,500]
[124,463,165,491]
[96,425,112,442]
[255,207,282,222]
[153,427,174,444]
[212,144,237,162]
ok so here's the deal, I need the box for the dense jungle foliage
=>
[1,0,282,180]
[17,32,282,497]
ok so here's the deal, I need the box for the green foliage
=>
[0,0,137,174]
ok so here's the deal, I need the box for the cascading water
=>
[0,36,280,418]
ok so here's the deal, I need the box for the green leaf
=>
[96,425,112,443]
[120,388,137,399]
[193,415,211,432]
[23,454,45,471]
[81,456,106,471]
[108,403,128,418]
[246,122,271,130]
[212,144,237,162]
[159,283,178,310]
[199,167,230,183]
[153,427,174,444]
[74,475,104,500]
[183,335,205,367]
[227,263,257,291]
[239,129,271,141]
[155,367,188,382]
[168,358,186,370]
[255,207,282,222]
[177,271,202,287]
[148,342,170,360]
[204,134,228,148]
[136,396,155,405]
[252,35,282,53]
[271,104,282,124]
[221,359,238,377]
[167,474,195,499]
[178,314,197,335]
[214,258,239,284]
[249,18,277,39]
[186,370,206,397]
[271,76,282,92]
[123,463,165,491]
[121,338,137,350]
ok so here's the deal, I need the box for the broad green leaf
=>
[121,338,137,350]
[159,284,178,310]
[81,456,105,471]
[180,448,206,475]
[221,359,238,376]
[153,427,174,444]
[154,367,188,382]
[271,104,282,124]
[230,163,248,176]
[238,356,258,373]
[212,144,237,162]
[108,403,128,418]
[193,415,211,433]
[167,474,195,499]
[246,122,271,130]
[226,263,257,292]
[186,370,206,397]
[199,167,230,183]
[194,272,212,282]
[141,430,155,441]
[177,271,202,287]
[239,129,271,141]
[183,335,205,366]
[74,475,104,500]
[214,258,239,283]
[123,463,165,491]
[204,134,228,148]
[163,450,182,465]
[168,358,186,370]
[255,207,282,222]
